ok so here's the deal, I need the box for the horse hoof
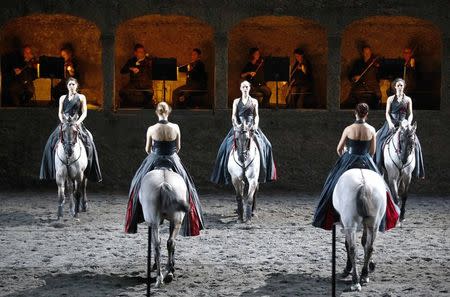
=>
[341,268,352,278]
[154,278,163,288]
[369,262,376,272]
[350,283,362,291]
[82,203,88,212]
[251,212,258,218]
[360,276,369,285]
[164,272,174,283]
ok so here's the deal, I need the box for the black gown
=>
[210,98,277,184]
[39,94,102,182]
[125,134,205,236]
[375,95,425,178]
[312,138,399,232]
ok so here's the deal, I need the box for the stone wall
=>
[0,0,449,195]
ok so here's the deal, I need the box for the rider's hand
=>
[388,122,395,130]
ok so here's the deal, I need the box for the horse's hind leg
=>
[251,184,259,217]
[361,223,377,285]
[342,239,352,277]
[345,229,361,291]
[245,181,258,222]
[152,225,163,288]
[164,220,182,283]
[81,177,88,212]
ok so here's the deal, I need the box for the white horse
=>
[228,121,260,223]
[383,120,417,221]
[139,169,189,288]
[333,169,387,292]
[55,114,88,219]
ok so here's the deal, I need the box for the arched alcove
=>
[115,15,214,109]
[340,16,442,110]
[228,16,327,109]
[0,14,102,107]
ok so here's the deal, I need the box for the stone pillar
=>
[327,32,342,112]
[441,35,450,114]
[214,31,229,110]
[101,33,115,112]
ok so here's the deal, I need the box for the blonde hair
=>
[155,102,172,116]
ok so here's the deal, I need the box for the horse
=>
[333,168,387,292]
[383,120,417,221]
[55,114,88,219]
[139,169,189,288]
[227,120,260,223]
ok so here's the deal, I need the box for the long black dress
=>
[39,94,102,182]
[124,131,204,236]
[210,98,277,184]
[375,95,425,178]
[312,138,399,232]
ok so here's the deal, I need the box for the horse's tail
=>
[355,171,372,218]
[159,182,189,213]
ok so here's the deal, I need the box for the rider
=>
[312,103,399,231]
[39,77,102,182]
[125,102,204,236]
[375,78,425,179]
[210,80,277,185]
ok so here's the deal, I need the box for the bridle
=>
[387,126,416,172]
[56,122,82,167]
[232,126,257,172]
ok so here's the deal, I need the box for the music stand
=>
[39,55,65,101]
[264,56,290,109]
[152,58,177,102]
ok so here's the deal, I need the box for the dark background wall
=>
[0,0,449,195]
[0,14,103,105]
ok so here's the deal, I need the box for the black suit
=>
[119,56,154,108]
[172,60,207,108]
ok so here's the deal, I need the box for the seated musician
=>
[119,44,154,108]
[286,48,314,108]
[172,48,207,108]
[52,46,79,104]
[402,47,417,96]
[343,45,381,110]
[8,45,37,106]
[240,47,271,108]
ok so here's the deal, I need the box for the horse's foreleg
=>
[81,177,88,212]
[399,176,411,222]
[245,181,258,222]
[152,224,163,288]
[361,226,377,285]
[74,180,81,217]
[164,220,182,283]
[345,229,361,291]
[252,184,259,217]
[57,180,65,219]
[67,180,76,217]
[232,177,244,222]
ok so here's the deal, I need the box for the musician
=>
[119,44,153,108]
[172,48,207,108]
[52,47,79,104]
[402,47,417,95]
[286,48,313,108]
[8,45,37,106]
[344,46,381,109]
[241,48,271,108]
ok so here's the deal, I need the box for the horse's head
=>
[234,120,254,163]
[60,114,80,157]
[398,120,417,164]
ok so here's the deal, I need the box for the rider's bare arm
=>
[145,126,153,154]
[385,96,394,128]
[76,95,88,125]
[231,99,239,127]
[407,96,413,124]
[58,96,65,123]
[370,127,376,156]
[253,99,260,130]
[336,127,348,156]
[175,124,181,152]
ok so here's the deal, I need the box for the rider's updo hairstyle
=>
[155,102,172,117]
[355,103,369,118]
[391,77,406,90]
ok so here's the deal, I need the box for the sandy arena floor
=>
[0,191,449,297]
